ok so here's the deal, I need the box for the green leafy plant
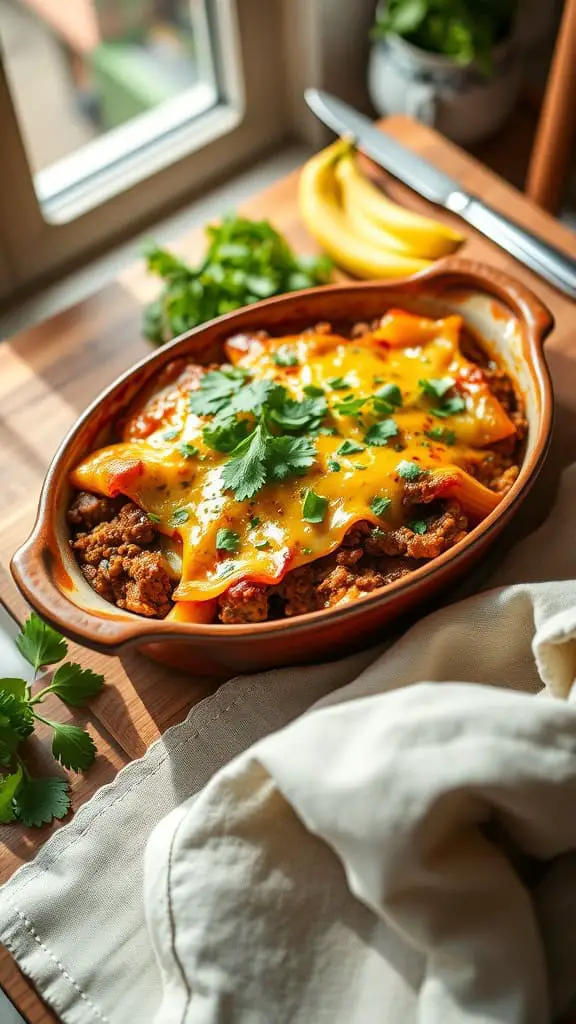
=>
[143,215,333,345]
[372,0,518,73]
[0,614,104,827]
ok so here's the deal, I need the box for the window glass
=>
[0,0,218,204]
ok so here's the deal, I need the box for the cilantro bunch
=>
[143,215,333,345]
[0,614,104,827]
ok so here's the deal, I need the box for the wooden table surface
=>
[1,116,575,1024]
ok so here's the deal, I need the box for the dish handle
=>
[11,528,168,652]
[416,256,556,347]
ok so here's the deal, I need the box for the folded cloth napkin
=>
[2,464,576,1024]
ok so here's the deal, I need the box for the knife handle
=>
[455,196,576,299]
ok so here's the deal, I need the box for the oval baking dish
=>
[11,259,554,675]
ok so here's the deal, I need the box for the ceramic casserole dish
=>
[11,259,554,675]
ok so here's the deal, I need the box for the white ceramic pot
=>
[368,32,523,146]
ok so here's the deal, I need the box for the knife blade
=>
[305,88,576,300]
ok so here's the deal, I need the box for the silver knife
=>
[305,88,576,299]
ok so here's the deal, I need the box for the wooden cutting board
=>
[1,115,575,1023]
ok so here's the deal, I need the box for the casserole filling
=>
[67,310,526,623]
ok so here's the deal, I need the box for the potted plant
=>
[368,0,522,146]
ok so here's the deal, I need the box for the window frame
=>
[0,0,292,299]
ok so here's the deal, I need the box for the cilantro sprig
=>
[142,216,333,345]
[0,613,105,828]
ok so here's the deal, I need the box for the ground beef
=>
[364,502,468,560]
[218,581,269,624]
[70,500,173,618]
[67,491,118,530]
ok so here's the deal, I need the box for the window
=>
[0,0,241,224]
[0,0,291,298]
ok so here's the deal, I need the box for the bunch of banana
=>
[298,140,463,279]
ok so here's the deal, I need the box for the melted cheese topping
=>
[71,311,516,607]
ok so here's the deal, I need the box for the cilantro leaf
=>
[162,428,180,441]
[178,442,200,459]
[375,383,402,407]
[0,765,23,824]
[272,346,299,368]
[221,424,269,501]
[364,418,399,446]
[397,460,425,481]
[337,439,365,456]
[432,395,466,418]
[303,384,324,397]
[370,496,392,518]
[410,520,428,534]
[147,512,161,524]
[326,376,351,390]
[171,508,190,526]
[327,459,341,472]
[267,436,316,482]
[0,691,34,739]
[419,377,455,400]
[0,678,27,698]
[216,529,240,553]
[189,369,248,416]
[203,417,251,453]
[333,395,367,417]
[222,426,315,499]
[51,722,97,772]
[229,379,278,417]
[372,397,394,416]
[45,663,105,707]
[17,614,68,672]
[302,489,328,524]
[13,776,70,827]
[426,427,456,445]
[249,516,260,528]
[268,393,327,433]
[254,540,270,550]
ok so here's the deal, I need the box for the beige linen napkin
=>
[2,465,576,1024]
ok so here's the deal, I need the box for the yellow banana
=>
[298,143,431,280]
[335,153,464,260]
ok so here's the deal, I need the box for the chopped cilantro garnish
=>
[254,540,270,550]
[370,496,392,518]
[426,427,456,445]
[432,396,466,418]
[326,376,352,390]
[337,439,365,456]
[301,547,313,555]
[364,418,398,446]
[333,395,367,417]
[189,367,250,416]
[303,384,324,397]
[327,459,341,472]
[375,383,402,407]
[178,442,199,459]
[171,508,190,525]
[302,489,328,524]
[216,528,240,553]
[372,397,394,416]
[221,424,315,501]
[410,520,428,534]
[318,425,338,436]
[162,428,180,441]
[272,346,299,368]
[419,377,454,400]
[397,460,424,481]
[147,512,161,524]
[203,417,251,453]
[249,516,260,528]
[267,390,327,433]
